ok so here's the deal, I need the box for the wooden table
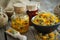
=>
[0,25,60,40]
[6,27,36,40]
[0,24,36,40]
[0,21,60,40]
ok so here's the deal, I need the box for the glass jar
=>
[11,3,29,33]
[0,12,8,27]
[11,13,29,33]
[4,8,13,21]
[0,7,8,28]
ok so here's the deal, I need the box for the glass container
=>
[26,2,38,25]
[11,3,29,33]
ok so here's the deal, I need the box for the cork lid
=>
[13,3,26,7]
[13,3,26,14]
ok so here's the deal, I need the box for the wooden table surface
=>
[0,23,36,40]
[0,24,60,40]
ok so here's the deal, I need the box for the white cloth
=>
[14,32,27,40]
[5,0,29,9]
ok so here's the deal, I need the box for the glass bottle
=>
[26,2,38,25]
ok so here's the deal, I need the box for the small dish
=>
[5,28,18,38]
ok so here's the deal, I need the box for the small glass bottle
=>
[26,2,38,25]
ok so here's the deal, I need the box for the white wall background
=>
[0,0,10,8]
[0,0,60,10]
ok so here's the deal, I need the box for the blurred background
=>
[0,0,9,8]
[0,0,60,12]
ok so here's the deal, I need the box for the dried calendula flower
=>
[33,11,59,26]
[11,14,29,33]
[42,35,48,40]
[49,38,55,40]
[49,32,55,38]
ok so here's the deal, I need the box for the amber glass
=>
[27,10,38,25]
